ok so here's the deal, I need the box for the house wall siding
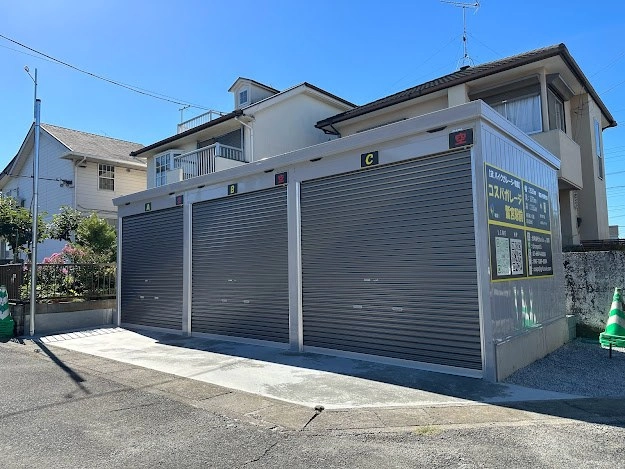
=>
[75,161,146,220]
[250,93,346,161]
[1,132,75,260]
[571,93,609,240]
[338,94,448,137]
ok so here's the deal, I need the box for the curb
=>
[4,338,625,432]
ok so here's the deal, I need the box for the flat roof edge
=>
[114,101,557,206]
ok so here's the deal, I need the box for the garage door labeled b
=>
[191,187,289,343]
[300,151,481,370]
[121,207,184,330]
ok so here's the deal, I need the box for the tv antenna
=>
[440,1,480,69]
[179,104,191,123]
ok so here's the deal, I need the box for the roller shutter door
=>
[191,187,289,343]
[300,151,481,370]
[121,207,184,330]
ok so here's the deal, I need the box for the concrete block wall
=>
[563,251,625,335]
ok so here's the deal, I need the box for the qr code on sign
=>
[510,238,524,275]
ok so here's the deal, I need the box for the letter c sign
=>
[360,151,379,168]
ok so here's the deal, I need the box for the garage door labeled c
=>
[300,151,481,370]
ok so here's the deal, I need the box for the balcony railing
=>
[177,110,228,134]
[172,143,245,180]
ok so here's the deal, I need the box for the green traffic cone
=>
[599,287,625,347]
[0,285,14,338]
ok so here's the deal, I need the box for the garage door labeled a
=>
[192,187,289,343]
[301,151,481,370]
[121,207,184,330]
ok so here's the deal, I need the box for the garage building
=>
[114,101,568,381]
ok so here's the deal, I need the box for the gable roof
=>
[1,123,145,182]
[131,83,355,158]
[316,43,617,130]
[228,77,280,94]
[42,124,145,165]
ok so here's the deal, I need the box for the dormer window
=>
[239,89,249,107]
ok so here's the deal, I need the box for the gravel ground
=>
[504,338,625,397]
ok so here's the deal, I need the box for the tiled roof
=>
[42,124,145,165]
[316,44,616,129]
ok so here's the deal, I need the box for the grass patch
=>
[413,425,441,436]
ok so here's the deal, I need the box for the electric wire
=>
[0,33,210,110]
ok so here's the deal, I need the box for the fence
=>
[0,264,24,300]
[563,239,625,252]
[0,263,116,301]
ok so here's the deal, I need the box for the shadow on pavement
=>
[36,341,91,395]
[129,328,563,403]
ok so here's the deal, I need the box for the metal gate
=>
[300,151,482,370]
[121,207,184,330]
[191,187,289,343]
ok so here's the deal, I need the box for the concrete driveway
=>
[39,326,581,410]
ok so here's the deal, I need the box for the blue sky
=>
[1,0,623,232]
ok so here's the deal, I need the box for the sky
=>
[1,0,624,234]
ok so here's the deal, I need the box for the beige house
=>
[132,78,354,189]
[316,44,617,245]
[0,124,145,261]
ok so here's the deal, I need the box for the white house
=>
[316,44,617,245]
[131,78,354,188]
[0,123,145,261]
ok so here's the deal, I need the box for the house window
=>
[490,93,542,134]
[547,88,566,132]
[155,154,171,187]
[595,118,603,179]
[239,89,248,106]
[98,164,115,191]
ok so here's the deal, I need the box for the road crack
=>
[241,440,280,466]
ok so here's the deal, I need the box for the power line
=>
[0,33,210,110]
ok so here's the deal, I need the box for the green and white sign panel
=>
[0,285,14,338]
[485,164,554,282]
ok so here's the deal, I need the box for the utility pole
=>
[24,66,40,337]
[440,1,480,69]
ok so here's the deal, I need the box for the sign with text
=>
[486,166,524,227]
[489,224,526,280]
[361,151,379,168]
[275,172,288,185]
[523,182,550,231]
[485,164,553,281]
[449,128,474,148]
[228,183,238,195]
[175,195,184,206]
[144,202,152,212]
[526,230,553,277]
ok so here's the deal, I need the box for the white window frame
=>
[154,150,184,187]
[238,87,249,107]
[594,118,603,180]
[547,88,566,133]
[98,164,115,191]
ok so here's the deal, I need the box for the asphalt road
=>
[2,339,624,468]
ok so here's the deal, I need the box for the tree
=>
[49,206,83,242]
[0,196,47,262]
[75,213,117,262]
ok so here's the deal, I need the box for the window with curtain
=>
[490,94,542,134]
